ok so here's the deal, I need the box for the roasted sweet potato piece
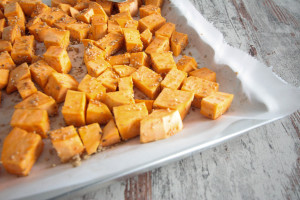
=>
[96,68,119,92]
[139,4,161,18]
[104,90,135,111]
[112,65,136,78]
[117,0,139,16]
[118,76,133,93]
[11,35,35,64]
[78,74,106,101]
[0,40,12,53]
[177,55,197,73]
[6,63,30,94]
[44,46,72,73]
[96,32,124,57]
[86,99,113,125]
[78,123,102,155]
[39,28,70,49]
[138,14,165,33]
[65,22,90,42]
[189,67,217,82]
[150,51,176,74]
[171,31,188,56]
[155,22,175,39]
[0,68,9,89]
[145,0,164,7]
[2,25,22,43]
[145,35,169,54]
[16,78,38,99]
[107,53,131,66]
[130,52,150,68]
[96,0,113,16]
[101,119,121,147]
[29,60,56,89]
[123,28,143,53]
[161,68,187,90]
[135,99,154,113]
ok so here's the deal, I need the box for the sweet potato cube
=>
[86,57,110,77]
[171,31,188,56]
[44,46,72,73]
[132,66,161,99]
[177,55,197,73]
[78,123,102,155]
[91,14,108,24]
[140,109,183,143]
[200,92,234,120]
[96,32,124,57]
[69,7,79,18]
[138,14,165,33]
[40,7,65,26]
[29,60,56,88]
[116,19,138,29]
[2,25,22,43]
[53,14,77,30]
[11,36,35,65]
[139,4,160,18]
[51,0,69,7]
[84,43,106,63]
[76,8,94,23]
[4,2,25,19]
[107,53,131,66]
[107,20,121,34]
[15,91,58,116]
[39,28,70,49]
[101,119,121,147]
[11,109,50,138]
[28,21,50,42]
[130,52,150,68]
[112,65,136,78]
[151,52,176,74]
[86,100,113,125]
[161,68,187,90]
[1,127,43,176]
[0,18,6,38]
[104,90,134,110]
[140,29,152,48]
[96,0,113,16]
[145,35,169,54]
[0,69,9,89]
[153,88,194,120]
[73,2,89,11]
[44,72,78,103]
[118,76,133,93]
[82,39,98,47]
[58,3,71,14]
[78,74,106,101]
[110,11,133,21]
[89,2,107,19]
[16,78,38,99]
[65,22,90,42]
[0,40,12,53]
[90,22,107,40]
[117,0,139,16]
[113,102,148,140]
[145,0,164,7]
[181,76,219,108]
[6,63,30,94]
[155,22,175,39]
[19,0,42,16]
[7,16,26,34]
[62,90,86,127]
[31,2,51,18]
[135,99,154,113]
[189,67,217,82]
[123,28,143,53]
[50,125,84,163]
[96,68,119,92]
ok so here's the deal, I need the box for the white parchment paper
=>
[0,0,299,199]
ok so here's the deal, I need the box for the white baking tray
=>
[0,0,299,199]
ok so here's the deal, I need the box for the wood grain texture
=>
[56,0,300,199]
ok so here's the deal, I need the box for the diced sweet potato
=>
[115,19,138,29]
[91,14,108,24]
[44,46,72,73]
[76,8,94,23]
[96,68,119,92]
[4,2,25,19]
[110,11,132,21]
[58,3,71,14]
[171,31,188,56]
[130,52,150,68]
[6,16,26,34]
[73,2,89,11]
[69,7,79,18]
[15,91,58,116]
[200,92,234,120]
[139,4,160,18]
[78,74,106,101]
[155,22,175,39]
[44,72,78,103]
[117,0,139,16]
[107,20,122,34]
[96,32,124,57]
[1,127,43,176]
[145,35,169,54]
[86,100,113,125]
[84,42,105,63]
[16,78,38,99]
[0,40,12,53]
[177,55,197,73]
[40,7,65,26]
[189,67,217,82]
[107,53,131,66]
[53,14,77,30]
[66,22,90,42]
[161,68,187,90]
[90,22,107,40]
[62,90,86,127]
[31,2,51,18]
[145,0,164,7]
[0,18,6,38]
[123,28,143,53]
[153,88,194,120]
[138,14,166,33]
[135,99,154,113]
[51,0,70,7]
[78,123,102,155]
[19,0,42,16]
[151,52,176,74]
[0,68,9,89]
[11,109,50,138]
[2,25,22,43]
[28,21,50,42]
[113,102,148,140]
[140,109,183,143]
[50,125,84,163]
[86,57,110,77]
[6,63,30,94]
[112,65,136,78]
[118,76,133,93]
[39,28,70,49]
[89,2,107,20]
[181,76,219,108]
[140,29,152,48]
[29,60,56,89]
[101,119,121,147]
[132,66,161,99]
[104,90,134,110]
[11,35,35,64]
[96,0,113,16]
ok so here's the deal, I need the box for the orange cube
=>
[107,20,122,34]
[39,28,70,49]
[4,2,25,19]
[130,52,150,68]
[28,21,50,42]
[101,119,121,147]
[0,40,12,53]
[1,127,43,176]
[90,22,107,40]
[50,125,84,163]
[2,25,22,43]
[62,90,86,127]
[113,102,148,140]
[161,68,187,90]
[84,42,105,63]
[6,63,30,94]
[107,53,131,66]
[0,18,6,38]
[85,57,110,77]
[66,22,90,42]
[123,28,143,53]
[11,35,35,64]
[138,14,166,33]
[19,0,42,16]
[44,46,72,73]
[11,109,50,138]
[177,55,197,73]
[78,74,106,101]
[78,123,102,155]
[117,0,139,16]
[73,2,89,11]
[44,72,78,103]
[189,67,217,82]
[139,4,161,18]
[6,16,26,34]
[0,68,9,89]
[110,11,133,21]
[86,100,113,125]
[153,88,194,120]
[40,7,65,26]
[15,91,58,116]
[104,90,135,110]
[29,60,56,89]
[16,78,38,99]
[89,2,107,20]
[96,68,119,92]
[76,8,94,23]
[145,35,169,54]
[151,52,176,74]
[135,99,154,113]
[181,76,219,108]
[96,0,113,16]
[171,31,188,56]
[31,2,51,18]
[200,92,234,120]
[155,22,175,39]
[145,0,164,7]
[112,65,136,78]
[53,14,77,30]
[58,3,71,15]
[118,76,133,93]
[96,32,124,57]
[91,14,108,24]
[132,66,162,99]
[69,7,79,18]
[140,29,152,48]
[116,19,138,29]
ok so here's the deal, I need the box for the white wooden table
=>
[56,0,300,199]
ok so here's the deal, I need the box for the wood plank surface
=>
[56,0,300,199]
